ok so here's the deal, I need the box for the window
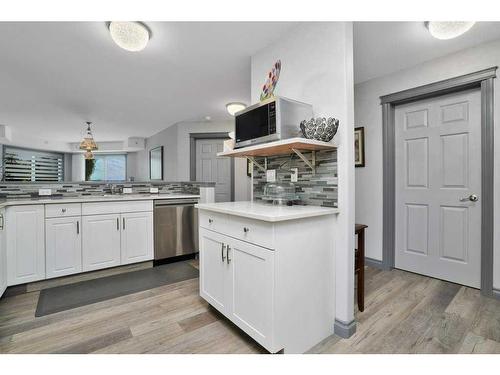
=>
[2,146,64,182]
[86,154,126,181]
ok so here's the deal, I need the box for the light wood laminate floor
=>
[1,264,500,354]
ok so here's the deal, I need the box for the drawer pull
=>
[76,220,79,234]
[208,218,213,224]
[61,208,67,213]
[243,227,250,233]
[221,243,226,261]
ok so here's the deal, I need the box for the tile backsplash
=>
[0,181,213,200]
[253,149,338,207]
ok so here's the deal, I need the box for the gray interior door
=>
[195,139,232,202]
[395,89,481,288]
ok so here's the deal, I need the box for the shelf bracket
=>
[245,156,267,173]
[292,149,316,174]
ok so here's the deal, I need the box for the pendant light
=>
[79,122,98,160]
[79,122,98,151]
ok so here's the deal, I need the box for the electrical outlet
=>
[266,169,276,182]
[290,168,298,183]
[149,187,159,194]
[38,188,52,196]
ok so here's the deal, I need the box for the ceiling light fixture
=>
[226,102,246,116]
[109,21,150,52]
[425,21,475,40]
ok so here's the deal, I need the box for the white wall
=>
[130,120,251,200]
[252,22,355,326]
[354,38,500,289]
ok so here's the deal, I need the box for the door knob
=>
[460,194,478,202]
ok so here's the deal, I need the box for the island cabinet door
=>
[199,228,231,315]
[0,209,6,297]
[121,211,153,265]
[6,205,45,285]
[45,217,82,278]
[82,214,121,272]
[228,238,275,351]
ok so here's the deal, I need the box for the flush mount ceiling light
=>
[425,21,475,40]
[226,102,246,116]
[109,21,150,52]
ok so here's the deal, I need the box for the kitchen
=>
[0,20,355,355]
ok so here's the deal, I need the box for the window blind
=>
[3,147,64,182]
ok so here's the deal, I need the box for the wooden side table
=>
[355,224,368,312]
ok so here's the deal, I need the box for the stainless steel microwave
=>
[234,96,313,149]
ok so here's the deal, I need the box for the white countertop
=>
[195,201,339,222]
[0,193,200,209]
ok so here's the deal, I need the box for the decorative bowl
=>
[300,117,339,142]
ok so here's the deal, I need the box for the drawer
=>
[198,210,227,233]
[82,200,153,216]
[45,203,82,218]
[226,216,274,249]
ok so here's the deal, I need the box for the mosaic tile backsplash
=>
[0,181,213,200]
[253,149,338,208]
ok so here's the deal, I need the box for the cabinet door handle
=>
[227,245,231,264]
[61,208,67,213]
[123,217,125,230]
[76,220,79,235]
[0,214,4,230]
[117,217,119,230]
[243,227,249,233]
[221,243,226,261]
[208,218,213,224]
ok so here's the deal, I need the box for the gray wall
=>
[129,120,251,201]
[354,38,500,289]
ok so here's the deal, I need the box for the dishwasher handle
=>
[154,199,198,207]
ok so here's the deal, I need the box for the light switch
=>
[290,168,298,182]
[38,188,52,196]
[266,169,276,182]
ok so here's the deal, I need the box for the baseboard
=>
[493,289,500,300]
[365,256,385,270]
[334,318,356,338]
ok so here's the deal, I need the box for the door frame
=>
[380,66,497,297]
[189,132,235,201]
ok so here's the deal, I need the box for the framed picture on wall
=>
[149,146,164,180]
[354,127,365,168]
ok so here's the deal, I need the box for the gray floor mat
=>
[35,261,199,317]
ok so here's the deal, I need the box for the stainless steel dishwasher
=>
[154,198,199,265]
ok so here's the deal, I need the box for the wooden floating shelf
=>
[217,138,337,174]
[217,137,336,158]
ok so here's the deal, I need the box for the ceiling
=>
[0,22,297,142]
[353,21,500,84]
[2,21,500,144]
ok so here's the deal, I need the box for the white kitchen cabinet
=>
[199,229,231,313]
[0,209,7,297]
[6,205,45,285]
[198,205,336,353]
[45,217,82,278]
[229,237,274,349]
[199,228,274,350]
[82,214,121,272]
[121,211,153,265]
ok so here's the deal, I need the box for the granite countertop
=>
[195,201,339,222]
[0,193,200,209]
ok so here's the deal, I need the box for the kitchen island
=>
[196,201,339,353]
